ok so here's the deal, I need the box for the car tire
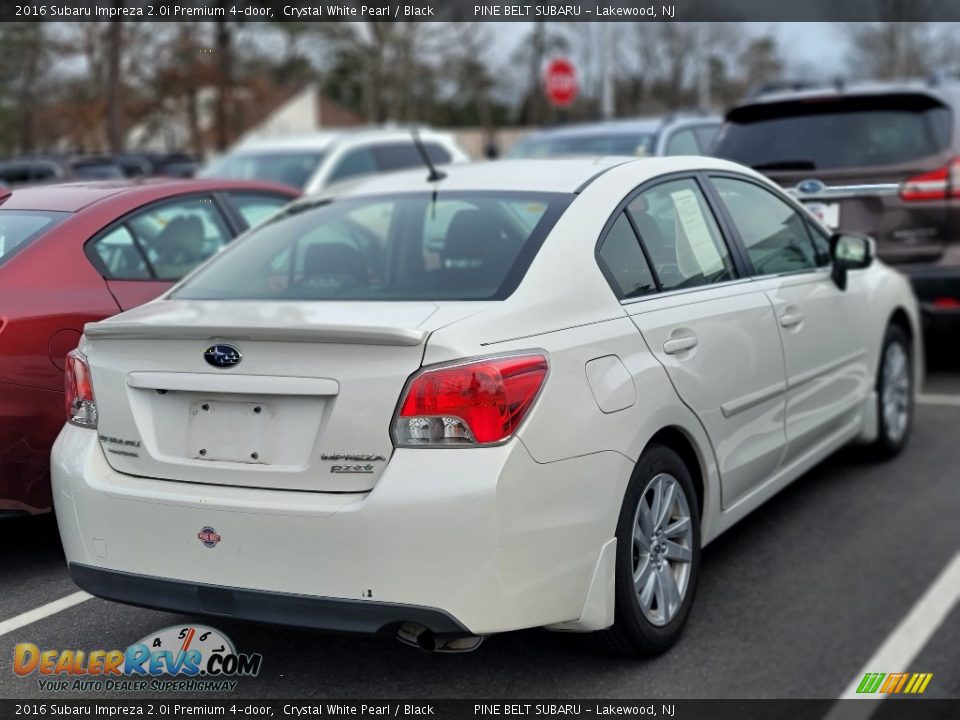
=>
[591,443,701,657]
[871,324,913,459]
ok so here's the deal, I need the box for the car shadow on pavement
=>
[0,511,64,575]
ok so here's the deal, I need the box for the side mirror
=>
[829,232,874,290]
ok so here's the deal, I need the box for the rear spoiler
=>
[727,91,947,123]
[83,321,427,347]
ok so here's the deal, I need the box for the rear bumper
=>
[52,424,630,635]
[69,563,468,635]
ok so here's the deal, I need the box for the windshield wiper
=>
[751,160,817,171]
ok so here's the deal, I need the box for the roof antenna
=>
[412,128,446,183]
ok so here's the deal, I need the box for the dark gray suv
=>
[714,79,960,326]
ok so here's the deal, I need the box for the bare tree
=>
[105,18,123,152]
[616,23,744,113]
[0,23,49,153]
[844,22,940,79]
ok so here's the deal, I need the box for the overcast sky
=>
[488,21,848,74]
[760,22,846,71]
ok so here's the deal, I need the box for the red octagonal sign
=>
[544,58,578,108]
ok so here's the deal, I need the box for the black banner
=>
[1,701,960,720]
[5,0,960,23]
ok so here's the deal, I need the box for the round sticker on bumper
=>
[197,526,221,548]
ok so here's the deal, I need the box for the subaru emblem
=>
[797,179,825,195]
[204,344,242,368]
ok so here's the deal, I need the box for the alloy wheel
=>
[881,340,910,444]
[631,472,694,626]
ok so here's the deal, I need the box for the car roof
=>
[0,178,297,212]
[300,156,751,199]
[228,127,456,154]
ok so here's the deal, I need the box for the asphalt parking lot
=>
[1,351,959,701]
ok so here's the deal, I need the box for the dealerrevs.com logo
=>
[14,624,261,693]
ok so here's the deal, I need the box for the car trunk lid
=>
[83,299,486,492]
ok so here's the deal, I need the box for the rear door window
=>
[715,94,951,170]
[88,196,232,281]
[626,178,737,291]
[597,212,657,299]
[90,225,150,279]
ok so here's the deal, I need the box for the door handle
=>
[780,312,804,329]
[663,336,698,355]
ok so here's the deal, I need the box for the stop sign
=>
[544,58,578,108]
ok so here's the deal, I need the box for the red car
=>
[0,178,298,515]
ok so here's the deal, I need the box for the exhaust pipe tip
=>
[396,623,484,654]
[417,629,437,653]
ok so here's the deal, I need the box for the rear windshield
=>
[0,210,69,265]
[508,133,656,159]
[714,94,952,170]
[172,191,571,301]
[200,152,325,189]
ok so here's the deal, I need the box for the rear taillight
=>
[65,349,97,428]
[900,158,960,201]
[392,353,548,447]
[933,297,960,309]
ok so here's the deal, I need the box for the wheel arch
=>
[886,304,924,393]
[888,306,914,343]
[645,426,706,523]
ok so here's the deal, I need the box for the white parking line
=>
[0,591,92,639]
[824,551,960,720]
[917,393,960,407]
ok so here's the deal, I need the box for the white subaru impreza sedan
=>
[52,156,920,656]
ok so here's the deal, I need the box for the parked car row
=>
[507,112,722,159]
[0,151,199,187]
[199,128,468,192]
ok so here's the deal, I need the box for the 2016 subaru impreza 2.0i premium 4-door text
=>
[52,157,921,656]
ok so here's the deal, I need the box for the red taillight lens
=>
[393,354,548,446]
[933,297,960,309]
[65,349,97,428]
[900,158,960,201]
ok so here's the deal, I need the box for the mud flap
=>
[544,537,616,632]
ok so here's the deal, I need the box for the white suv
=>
[199,128,468,193]
[53,156,920,656]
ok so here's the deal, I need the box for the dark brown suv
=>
[713,80,960,326]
